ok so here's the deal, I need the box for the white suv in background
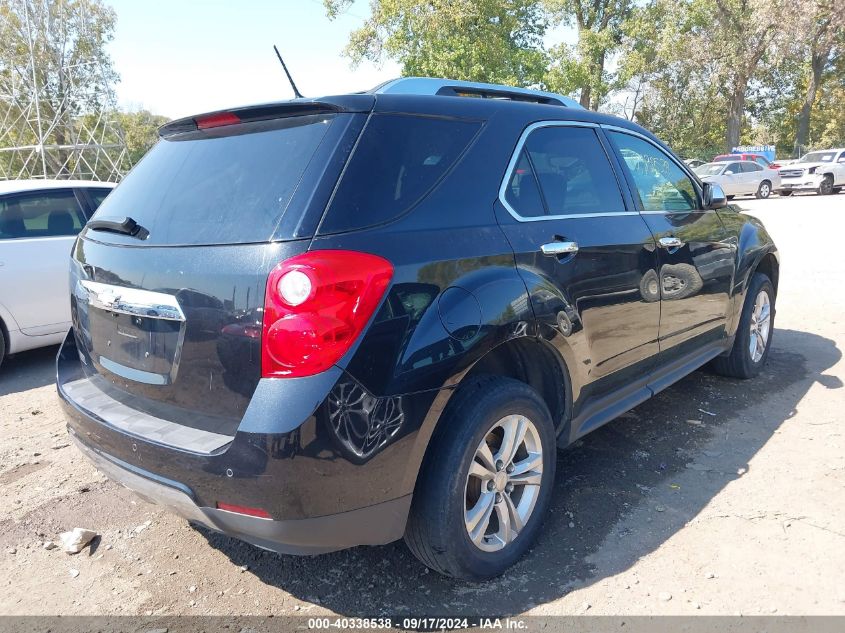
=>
[0,180,115,368]
[778,148,845,196]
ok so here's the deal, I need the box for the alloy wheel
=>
[464,414,544,552]
[749,290,771,363]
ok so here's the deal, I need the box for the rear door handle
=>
[658,236,683,249]
[541,241,579,256]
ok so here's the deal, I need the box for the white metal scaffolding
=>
[0,0,128,181]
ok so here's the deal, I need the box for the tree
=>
[323,0,549,86]
[115,109,169,166]
[0,0,122,179]
[543,0,632,110]
[792,0,844,154]
[708,0,790,151]
[614,0,727,157]
[808,50,845,149]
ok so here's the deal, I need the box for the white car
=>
[693,160,781,199]
[778,148,845,196]
[0,179,115,368]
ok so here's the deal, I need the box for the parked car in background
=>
[684,158,706,168]
[694,160,780,199]
[713,153,773,168]
[57,77,779,580]
[0,180,115,368]
[778,148,845,196]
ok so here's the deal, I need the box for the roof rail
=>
[370,77,583,109]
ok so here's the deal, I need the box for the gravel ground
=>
[1,192,844,617]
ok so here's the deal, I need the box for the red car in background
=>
[714,153,782,170]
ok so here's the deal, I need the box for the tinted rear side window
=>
[523,126,625,216]
[87,188,113,209]
[318,114,481,234]
[504,151,545,218]
[0,190,86,239]
[88,114,336,246]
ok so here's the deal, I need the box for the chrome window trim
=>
[498,120,639,222]
[600,124,704,209]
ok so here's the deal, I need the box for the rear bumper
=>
[71,430,410,554]
[57,329,421,554]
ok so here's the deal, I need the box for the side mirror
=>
[703,182,727,209]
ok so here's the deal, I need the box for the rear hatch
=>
[67,98,371,441]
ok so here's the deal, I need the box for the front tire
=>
[405,376,556,580]
[818,175,834,195]
[756,180,772,199]
[711,272,774,379]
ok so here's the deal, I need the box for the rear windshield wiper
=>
[87,216,149,240]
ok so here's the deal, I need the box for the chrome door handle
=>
[658,236,683,249]
[541,241,579,256]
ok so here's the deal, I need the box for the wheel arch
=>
[0,302,17,357]
[755,250,779,295]
[401,334,573,496]
[0,314,7,360]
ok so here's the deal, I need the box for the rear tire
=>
[405,376,556,580]
[711,272,774,379]
[755,180,772,199]
[0,326,5,370]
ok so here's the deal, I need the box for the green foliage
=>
[115,110,169,166]
[325,0,844,157]
[543,0,632,110]
[323,0,550,86]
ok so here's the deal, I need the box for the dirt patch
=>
[0,460,50,485]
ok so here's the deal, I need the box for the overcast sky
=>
[107,0,576,120]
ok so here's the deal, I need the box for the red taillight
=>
[261,250,393,378]
[195,112,241,129]
[216,502,272,519]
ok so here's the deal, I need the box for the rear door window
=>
[318,114,481,234]
[503,151,546,218]
[741,162,762,173]
[88,114,338,246]
[505,125,625,217]
[0,190,86,239]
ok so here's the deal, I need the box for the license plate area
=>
[76,280,186,385]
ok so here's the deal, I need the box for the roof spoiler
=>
[158,95,374,138]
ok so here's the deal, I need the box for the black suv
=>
[58,78,778,580]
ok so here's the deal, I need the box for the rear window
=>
[88,114,336,245]
[318,114,481,234]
